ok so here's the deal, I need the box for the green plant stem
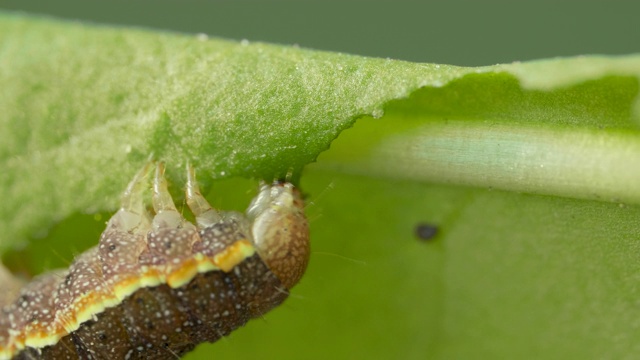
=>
[314,120,640,204]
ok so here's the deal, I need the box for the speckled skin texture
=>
[14,254,285,360]
[0,164,309,359]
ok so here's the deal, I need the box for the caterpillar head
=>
[246,181,310,290]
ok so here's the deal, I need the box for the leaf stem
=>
[313,120,640,205]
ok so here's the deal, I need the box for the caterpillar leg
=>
[151,162,194,232]
[107,161,154,234]
[245,180,271,220]
[99,162,153,284]
[146,163,199,287]
[186,164,221,228]
[185,166,253,273]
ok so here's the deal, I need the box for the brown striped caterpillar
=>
[0,162,310,359]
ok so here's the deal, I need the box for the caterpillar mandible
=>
[0,162,310,359]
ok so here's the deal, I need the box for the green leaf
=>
[1,13,640,359]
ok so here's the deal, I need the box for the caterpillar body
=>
[0,162,310,359]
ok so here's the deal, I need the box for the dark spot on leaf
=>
[415,223,438,241]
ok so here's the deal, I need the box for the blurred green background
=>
[1,0,638,66]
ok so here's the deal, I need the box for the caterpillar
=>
[0,162,310,359]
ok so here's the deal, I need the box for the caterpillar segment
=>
[0,162,310,360]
